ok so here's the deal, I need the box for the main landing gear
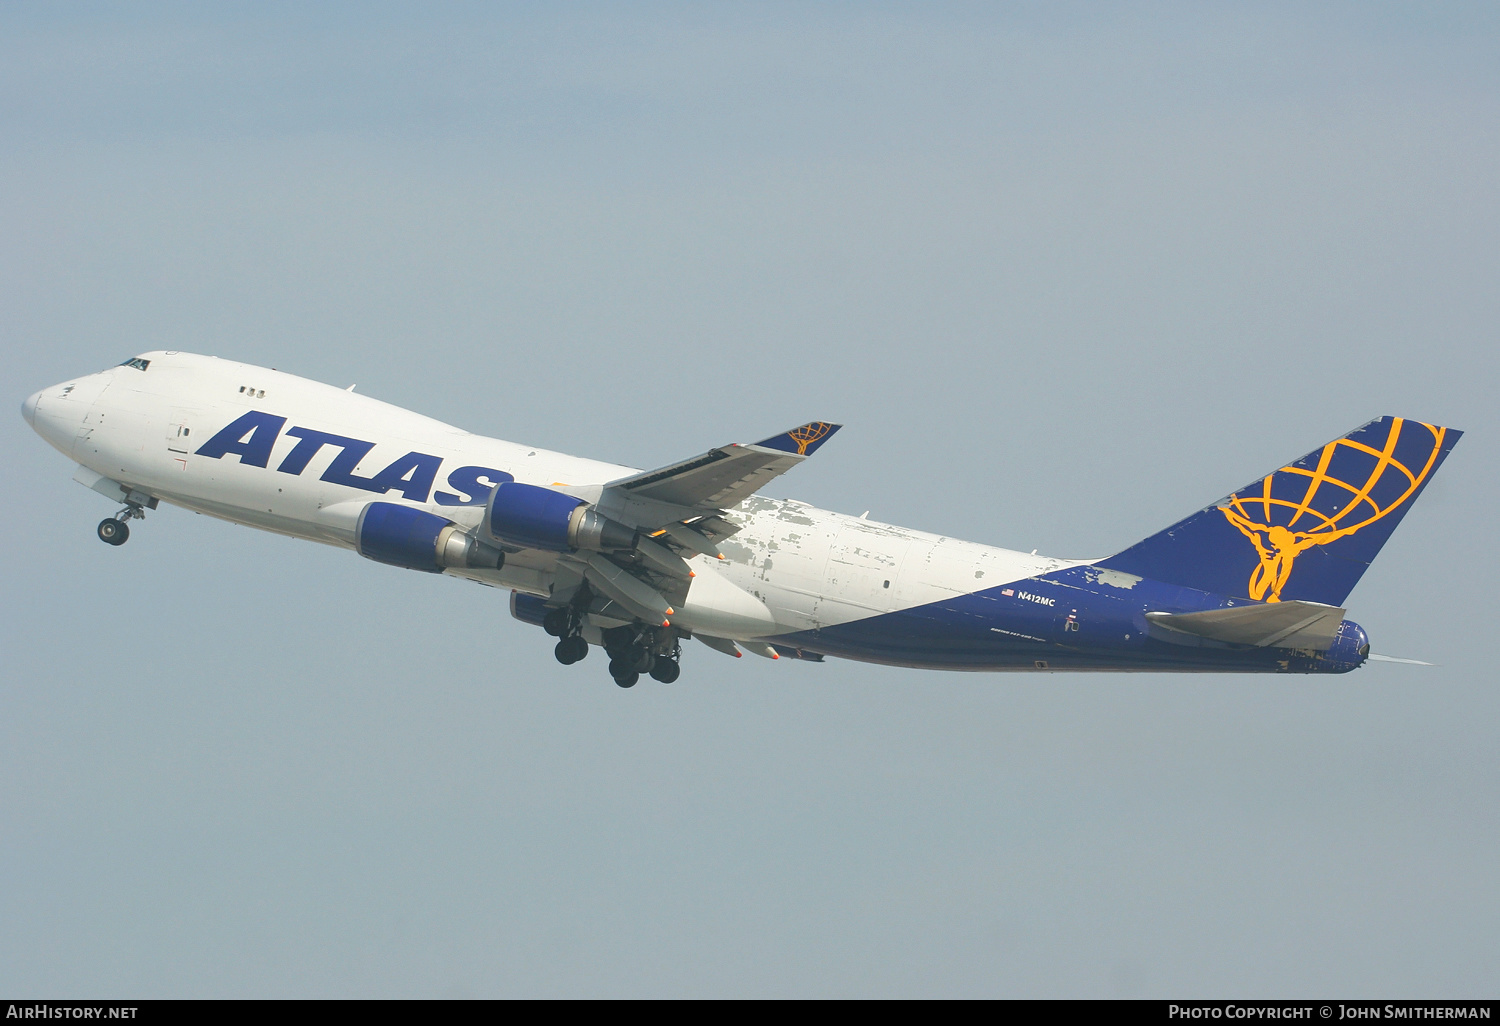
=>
[603,624,681,688]
[544,607,684,687]
[544,607,590,666]
[97,502,147,546]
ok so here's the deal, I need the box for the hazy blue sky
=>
[3,2,1496,997]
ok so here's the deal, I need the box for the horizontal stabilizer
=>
[1145,600,1346,650]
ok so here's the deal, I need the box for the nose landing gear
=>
[97,501,148,546]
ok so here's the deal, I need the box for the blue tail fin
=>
[1097,416,1462,605]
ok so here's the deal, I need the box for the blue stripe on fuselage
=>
[769,565,1366,673]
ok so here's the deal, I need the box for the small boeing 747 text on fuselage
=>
[23,353,1462,686]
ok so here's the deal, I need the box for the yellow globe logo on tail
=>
[786,421,836,456]
[1217,418,1449,602]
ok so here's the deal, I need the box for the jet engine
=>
[356,501,504,573]
[485,483,695,628]
[484,482,636,553]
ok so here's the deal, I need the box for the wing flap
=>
[1145,601,1346,650]
[580,553,675,626]
[695,634,743,659]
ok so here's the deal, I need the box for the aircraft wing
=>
[606,422,840,512]
[1145,600,1346,650]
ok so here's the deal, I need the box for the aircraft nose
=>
[22,390,41,428]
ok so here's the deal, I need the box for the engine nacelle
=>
[509,590,551,628]
[484,482,635,553]
[357,501,505,573]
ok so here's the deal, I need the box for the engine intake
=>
[357,501,504,573]
[485,482,635,553]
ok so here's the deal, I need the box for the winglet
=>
[754,421,841,457]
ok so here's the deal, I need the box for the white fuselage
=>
[25,353,1072,648]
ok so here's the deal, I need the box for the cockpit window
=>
[118,357,151,371]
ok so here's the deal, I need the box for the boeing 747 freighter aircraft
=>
[23,353,1461,686]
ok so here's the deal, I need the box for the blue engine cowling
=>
[510,590,551,627]
[484,482,635,552]
[485,482,583,551]
[357,501,504,573]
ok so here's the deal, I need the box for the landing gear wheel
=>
[613,670,639,689]
[97,518,129,546]
[630,649,654,674]
[649,659,680,684]
[543,608,571,637]
[563,635,588,663]
[555,639,578,665]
